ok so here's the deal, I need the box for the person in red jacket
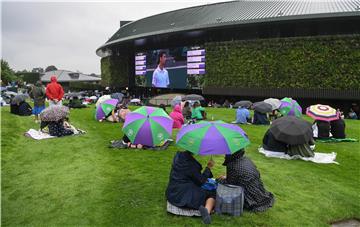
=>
[46,76,64,106]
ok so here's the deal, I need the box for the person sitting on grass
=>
[191,102,206,121]
[169,104,184,129]
[252,110,270,125]
[182,101,192,120]
[262,129,288,153]
[166,151,215,224]
[287,138,315,158]
[313,120,330,139]
[330,118,346,139]
[220,149,275,212]
[234,106,251,124]
[40,118,74,137]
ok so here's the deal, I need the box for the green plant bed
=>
[2,106,359,226]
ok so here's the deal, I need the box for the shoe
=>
[199,206,211,224]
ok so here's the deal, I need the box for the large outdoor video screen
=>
[135,46,205,89]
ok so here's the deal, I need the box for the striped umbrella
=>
[279,97,302,117]
[122,106,173,147]
[176,121,250,156]
[95,98,118,120]
[306,104,339,122]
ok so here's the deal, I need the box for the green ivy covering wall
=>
[101,55,129,88]
[204,35,360,90]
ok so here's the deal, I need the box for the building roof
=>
[97,0,360,55]
[41,70,101,82]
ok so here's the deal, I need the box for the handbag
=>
[215,183,244,216]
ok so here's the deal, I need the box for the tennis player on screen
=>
[152,51,169,88]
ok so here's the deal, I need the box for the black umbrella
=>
[269,116,313,145]
[234,100,252,108]
[184,94,204,101]
[111,93,124,102]
[253,101,272,113]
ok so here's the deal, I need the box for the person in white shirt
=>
[152,51,170,88]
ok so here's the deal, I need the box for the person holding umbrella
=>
[40,105,74,137]
[165,151,215,224]
[252,102,271,125]
[171,121,251,224]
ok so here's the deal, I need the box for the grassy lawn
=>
[1,105,360,226]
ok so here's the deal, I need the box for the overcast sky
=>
[1,0,229,74]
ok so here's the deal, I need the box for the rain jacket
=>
[46,76,64,101]
[169,105,184,128]
[30,82,46,106]
[166,151,213,209]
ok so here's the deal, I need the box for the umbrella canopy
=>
[171,95,183,107]
[111,93,124,102]
[122,106,173,147]
[279,97,302,117]
[269,116,313,145]
[10,94,28,105]
[40,105,70,122]
[264,98,281,110]
[184,94,204,101]
[306,104,339,122]
[95,99,118,120]
[176,120,250,156]
[253,101,273,113]
[130,98,141,103]
[95,95,112,107]
[234,100,252,108]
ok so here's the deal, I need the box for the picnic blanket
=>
[25,127,86,140]
[24,129,55,140]
[258,147,339,164]
[316,138,358,143]
[166,201,201,217]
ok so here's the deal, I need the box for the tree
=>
[1,59,18,85]
[45,65,58,72]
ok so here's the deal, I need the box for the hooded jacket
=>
[169,105,184,128]
[46,76,64,101]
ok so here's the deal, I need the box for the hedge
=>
[69,81,102,91]
[204,35,360,90]
[101,55,129,88]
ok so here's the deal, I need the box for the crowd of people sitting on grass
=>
[5,77,359,225]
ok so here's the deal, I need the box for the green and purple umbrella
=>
[95,98,118,120]
[122,106,173,147]
[279,97,302,117]
[176,120,250,156]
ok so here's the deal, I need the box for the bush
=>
[204,35,360,90]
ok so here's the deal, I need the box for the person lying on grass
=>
[109,135,171,150]
[166,151,215,224]
[220,149,274,212]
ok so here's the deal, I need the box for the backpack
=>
[215,183,244,216]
